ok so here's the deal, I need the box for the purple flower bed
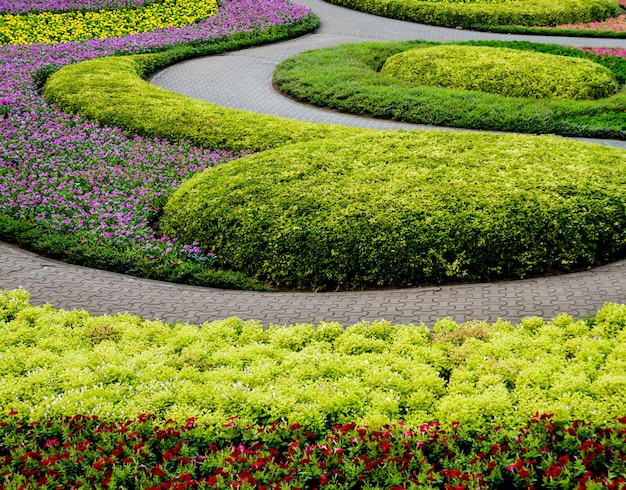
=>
[0,0,313,285]
[0,0,159,14]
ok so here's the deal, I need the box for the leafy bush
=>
[2,413,626,488]
[2,289,626,431]
[381,45,619,100]
[43,51,350,154]
[273,40,626,138]
[160,130,626,290]
[321,0,618,29]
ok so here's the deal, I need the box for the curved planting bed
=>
[274,40,626,138]
[160,131,626,290]
[0,0,318,290]
[321,0,622,35]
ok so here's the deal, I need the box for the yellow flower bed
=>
[0,0,217,44]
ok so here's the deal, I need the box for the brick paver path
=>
[3,0,626,325]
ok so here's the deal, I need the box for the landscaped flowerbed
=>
[2,413,625,488]
[0,0,219,44]
[0,0,318,290]
[1,288,626,487]
[273,40,626,138]
[2,288,626,430]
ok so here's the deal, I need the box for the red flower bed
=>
[1,412,625,488]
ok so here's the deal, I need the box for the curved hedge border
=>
[273,40,626,139]
[44,40,626,290]
[159,131,626,290]
[43,53,352,154]
[321,0,619,30]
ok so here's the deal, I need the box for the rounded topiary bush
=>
[380,45,619,100]
[160,131,626,291]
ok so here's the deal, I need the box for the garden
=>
[2,0,626,486]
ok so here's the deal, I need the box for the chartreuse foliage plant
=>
[43,54,352,154]
[160,131,626,290]
[380,45,619,100]
[1,413,626,488]
[0,0,217,44]
[321,0,618,31]
[2,288,626,434]
[274,40,626,139]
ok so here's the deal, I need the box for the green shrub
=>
[273,40,626,138]
[322,0,618,29]
[381,45,619,100]
[2,289,626,431]
[43,46,351,154]
[159,131,626,290]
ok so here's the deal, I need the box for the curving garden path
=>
[3,0,626,326]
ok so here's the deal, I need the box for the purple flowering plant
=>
[0,0,315,289]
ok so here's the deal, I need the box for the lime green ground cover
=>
[2,289,626,432]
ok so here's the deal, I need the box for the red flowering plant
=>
[1,412,626,489]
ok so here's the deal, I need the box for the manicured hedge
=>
[2,288,626,431]
[321,0,619,29]
[43,45,351,154]
[381,45,619,100]
[273,40,626,139]
[159,131,626,290]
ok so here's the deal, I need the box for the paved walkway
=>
[3,1,626,326]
